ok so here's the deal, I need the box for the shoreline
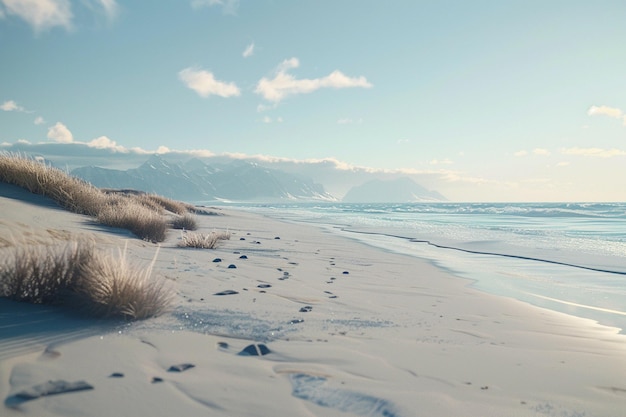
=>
[2,186,626,416]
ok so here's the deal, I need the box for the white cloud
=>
[561,147,626,158]
[587,105,622,118]
[587,105,626,126]
[34,116,45,124]
[87,135,126,151]
[1,100,25,111]
[1,0,73,32]
[191,0,239,14]
[255,57,372,103]
[178,67,240,98]
[242,43,254,58]
[533,148,551,156]
[47,121,73,143]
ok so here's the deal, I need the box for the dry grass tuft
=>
[170,213,198,231]
[0,239,173,319]
[76,244,173,319]
[0,240,92,304]
[178,230,231,249]
[97,202,168,243]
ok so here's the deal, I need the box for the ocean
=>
[224,202,626,334]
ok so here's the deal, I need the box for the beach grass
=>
[178,230,231,249]
[0,153,201,242]
[170,213,199,231]
[0,239,173,319]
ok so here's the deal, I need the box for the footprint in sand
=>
[5,380,94,408]
[289,374,400,417]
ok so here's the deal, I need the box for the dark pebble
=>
[238,343,271,356]
[288,319,304,324]
[257,284,272,288]
[299,306,313,313]
[167,363,195,372]
[342,271,349,275]
[214,290,238,296]
[109,372,124,378]
[212,258,222,263]
[152,377,164,383]
[274,236,281,240]
[228,264,237,269]
[239,255,248,259]
[240,237,246,240]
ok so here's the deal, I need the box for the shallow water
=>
[219,202,626,334]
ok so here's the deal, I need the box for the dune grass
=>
[0,153,201,242]
[170,213,199,231]
[178,230,231,249]
[0,239,173,319]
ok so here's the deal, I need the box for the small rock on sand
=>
[167,363,195,372]
[214,290,239,296]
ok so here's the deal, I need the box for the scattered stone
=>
[167,363,195,372]
[212,258,222,263]
[329,295,338,299]
[227,264,237,269]
[238,343,271,356]
[289,319,304,325]
[239,255,248,259]
[217,341,229,350]
[257,284,272,288]
[299,306,313,313]
[274,236,281,240]
[151,377,163,383]
[240,237,246,241]
[109,372,124,378]
[214,290,239,296]
[342,271,349,275]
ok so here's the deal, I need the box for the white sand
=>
[1,183,625,417]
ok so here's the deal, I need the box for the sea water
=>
[221,202,626,334]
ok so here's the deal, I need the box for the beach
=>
[1,184,626,417]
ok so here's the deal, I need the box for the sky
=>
[1,0,626,202]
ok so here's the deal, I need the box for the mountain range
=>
[69,155,447,203]
[71,155,333,202]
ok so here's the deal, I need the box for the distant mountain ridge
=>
[71,155,334,202]
[342,177,446,203]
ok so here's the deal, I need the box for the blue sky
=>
[1,0,626,201]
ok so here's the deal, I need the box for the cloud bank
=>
[255,58,372,103]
